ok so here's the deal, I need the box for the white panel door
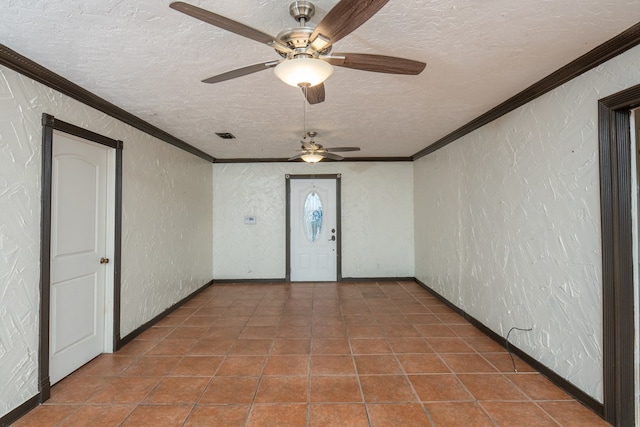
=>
[50,132,108,384]
[290,178,337,281]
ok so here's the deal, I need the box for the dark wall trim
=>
[8,279,212,425]
[335,177,342,281]
[38,115,53,403]
[412,22,640,160]
[4,20,640,167]
[210,277,420,283]
[336,157,412,162]
[0,394,40,427]
[215,158,295,163]
[285,174,342,282]
[342,277,415,282]
[214,157,412,163]
[118,279,214,348]
[212,278,287,284]
[413,278,605,419]
[113,147,123,349]
[39,114,123,400]
[0,44,214,163]
[213,277,415,285]
[598,84,640,426]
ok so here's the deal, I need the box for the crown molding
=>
[0,44,215,163]
[412,21,640,160]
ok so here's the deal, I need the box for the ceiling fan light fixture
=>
[274,57,333,87]
[309,34,331,52]
[301,153,324,163]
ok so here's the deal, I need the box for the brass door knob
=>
[100,257,110,264]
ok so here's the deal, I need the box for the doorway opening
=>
[598,85,640,426]
[39,114,123,401]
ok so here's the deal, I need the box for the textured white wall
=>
[0,64,213,417]
[414,45,640,402]
[120,130,213,335]
[0,67,42,418]
[213,162,414,279]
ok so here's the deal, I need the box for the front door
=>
[49,131,110,384]
[288,176,340,281]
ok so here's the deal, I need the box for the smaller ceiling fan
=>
[169,0,426,104]
[289,131,360,163]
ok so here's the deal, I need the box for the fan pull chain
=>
[302,85,308,140]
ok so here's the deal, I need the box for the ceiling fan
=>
[169,0,426,104]
[289,131,360,162]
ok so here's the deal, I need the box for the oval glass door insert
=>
[303,191,323,242]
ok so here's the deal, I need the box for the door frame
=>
[39,114,123,401]
[285,174,342,282]
[598,83,640,426]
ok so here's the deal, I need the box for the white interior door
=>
[50,131,109,384]
[290,178,338,281]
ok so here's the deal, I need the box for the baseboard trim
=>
[4,277,605,425]
[413,278,605,418]
[211,278,287,284]
[211,277,415,284]
[2,279,215,425]
[117,279,214,349]
[342,277,415,282]
[0,394,40,427]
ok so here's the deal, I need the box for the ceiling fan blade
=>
[322,152,345,161]
[202,61,279,84]
[302,83,325,104]
[325,53,426,75]
[288,153,305,161]
[326,147,361,152]
[170,2,290,53]
[310,0,389,49]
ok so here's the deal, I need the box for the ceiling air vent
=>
[215,132,236,140]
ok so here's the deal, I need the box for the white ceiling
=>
[3,0,640,160]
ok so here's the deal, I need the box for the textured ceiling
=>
[2,0,640,160]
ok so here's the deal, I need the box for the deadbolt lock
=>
[100,257,110,264]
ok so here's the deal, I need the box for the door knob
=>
[328,235,336,241]
[100,257,110,264]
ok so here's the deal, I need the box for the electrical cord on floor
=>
[505,326,533,373]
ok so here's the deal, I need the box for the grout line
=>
[32,282,598,427]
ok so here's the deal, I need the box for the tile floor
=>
[14,281,610,426]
